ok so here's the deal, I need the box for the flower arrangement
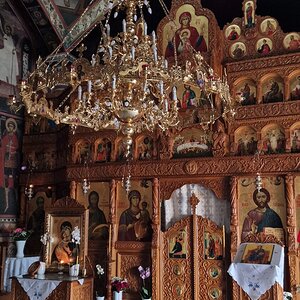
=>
[12,228,31,241]
[138,266,151,299]
[95,264,105,297]
[283,291,293,300]
[40,231,53,245]
[71,226,80,264]
[111,277,129,293]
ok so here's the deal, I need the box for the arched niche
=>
[234,125,258,156]
[74,139,91,164]
[261,74,284,103]
[234,78,257,106]
[261,123,285,154]
[290,121,300,153]
[94,137,112,163]
[162,183,230,231]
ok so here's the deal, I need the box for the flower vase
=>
[16,240,26,258]
[113,291,123,300]
[69,263,80,276]
[142,298,151,300]
[37,261,46,275]
[96,297,105,300]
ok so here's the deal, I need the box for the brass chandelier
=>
[19,0,235,156]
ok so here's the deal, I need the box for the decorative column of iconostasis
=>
[285,174,297,297]
[294,175,300,298]
[151,178,160,300]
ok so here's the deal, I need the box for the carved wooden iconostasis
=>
[17,0,300,299]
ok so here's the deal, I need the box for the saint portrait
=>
[244,1,255,29]
[163,4,208,60]
[262,78,284,103]
[290,75,300,100]
[169,228,187,258]
[283,33,300,51]
[236,80,256,105]
[225,25,241,41]
[257,38,272,55]
[230,42,246,59]
[260,18,277,36]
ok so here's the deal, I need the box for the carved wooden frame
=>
[44,197,88,271]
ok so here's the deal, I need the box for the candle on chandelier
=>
[131,46,135,60]
[144,21,148,35]
[152,31,156,44]
[112,75,116,90]
[78,86,82,100]
[153,46,157,63]
[87,81,92,93]
[172,86,177,101]
[106,24,110,37]
[122,19,126,32]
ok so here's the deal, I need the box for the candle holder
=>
[58,262,64,276]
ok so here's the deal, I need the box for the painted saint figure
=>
[245,2,254,28]
[241,188,283,240]
[52,221,77,264]
[88,191,108,239]
[258,39,271,54]
[118,190,152,241]
[165,11,207,58]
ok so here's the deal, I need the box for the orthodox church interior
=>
[0,0,300,299]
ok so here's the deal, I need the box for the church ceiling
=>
[3,0,300,56]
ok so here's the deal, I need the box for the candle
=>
[144,21,147,35]
[131,46,135,60]
[152,31,156,43]
[153,46,157,63]
[78,86,82,100]
[106,24,110,37]
[87,80,92,93]
[112,74,116,90]
[122,19,126,32]
[159,80,164,95]
[172,86,177,101]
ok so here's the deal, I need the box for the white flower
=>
[96,264,104,276]
[40,232,53,245]
[71,226,81,244]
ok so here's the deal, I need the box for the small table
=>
[228,243,284,300]
[11,274,93,300]
[3,256,40,292]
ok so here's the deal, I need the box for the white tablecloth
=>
[16,276,85,300]
[3,256,40,292]
[228,243,284,300]
[17,278,61,300]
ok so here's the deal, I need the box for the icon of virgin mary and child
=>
[165,11,207,58]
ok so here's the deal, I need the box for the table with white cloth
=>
[228,243,284,300]
[11,273,93,300]
[3,256,40,292]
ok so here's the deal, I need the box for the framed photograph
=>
[241,243,274,264]
[44,197,88,271]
